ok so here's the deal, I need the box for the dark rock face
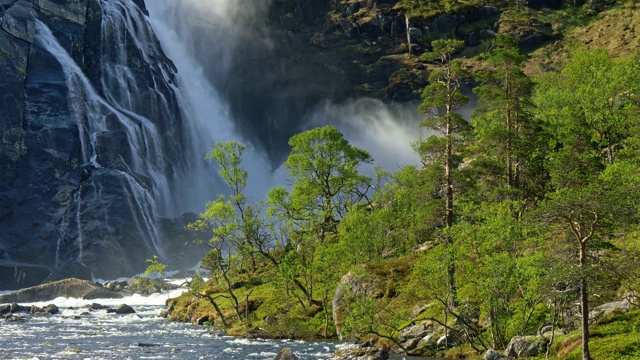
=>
[0,0,192,290]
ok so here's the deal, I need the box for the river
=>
[0,286,342,359]
[0,285,440,360]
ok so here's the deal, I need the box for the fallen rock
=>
[330,346,389,360]
[590,299,632,322]
[43,304,59,314]
[29,304,59,315]
[398,323,432,342]
[89,303,108,310]
[273,347,298,360]
[115,304,135,314]
[504,336,546,358]
[10,303,29,313]
[484,349,507,360]
[398,322,436,351]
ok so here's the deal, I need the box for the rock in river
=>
[0,278,122,304]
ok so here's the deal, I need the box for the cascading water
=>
[144,0,276,203]
[144,0,425,190]
[34,18,166,260]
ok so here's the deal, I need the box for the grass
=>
[541,308,640,360]
[525,0,640,76]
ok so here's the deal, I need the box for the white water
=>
[145,0,280,204]
[1,285,344,359]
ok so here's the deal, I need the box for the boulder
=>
[114,304,135,314]
[89,303,107,310]
[589,299,632,321]
[273,347,298,360]
[504,336,546,358]
[0,278,117,304]
[415,334,437,352]
[330,346,389,360]
[398,322,439,351]
[9,303,29,313]
[30,304,59,315]
[398,323,432,342]
[46,304,58,314]
[332,272,385,338]
[483,349,507,360]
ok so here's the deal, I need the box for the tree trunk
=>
[579,243,591,360]
[445,81,457,306]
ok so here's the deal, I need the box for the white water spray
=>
[145,0,276,204]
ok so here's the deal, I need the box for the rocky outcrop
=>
[332,272,386,339]
[397,322,442,353]
[0,278,121,303]
[504,335,547,358]
[0,302,59,320]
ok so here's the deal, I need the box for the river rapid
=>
[0,285,343,359]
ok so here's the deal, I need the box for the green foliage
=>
[170,42,640,358]
[471,34,546,201]
[143,255,167,278]
[397,0,485,18]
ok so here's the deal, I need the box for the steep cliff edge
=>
[0,0,193,289]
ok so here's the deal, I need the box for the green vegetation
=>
[167,3,640,359]
[130,255,168,294]
[396,0,485,18]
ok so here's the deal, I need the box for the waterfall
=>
[34,9,170,261]
[144,0,275,204]
[143,0,424,186]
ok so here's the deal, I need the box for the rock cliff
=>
[0,0,191,289]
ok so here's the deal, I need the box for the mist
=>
[144,0,431,209]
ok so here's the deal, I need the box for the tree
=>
[536,48,640,167]
[416,39,469,304]
[472,34,545,201]
[268,126,373,307]
[189,141,269,322]
[536,162,639,360]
